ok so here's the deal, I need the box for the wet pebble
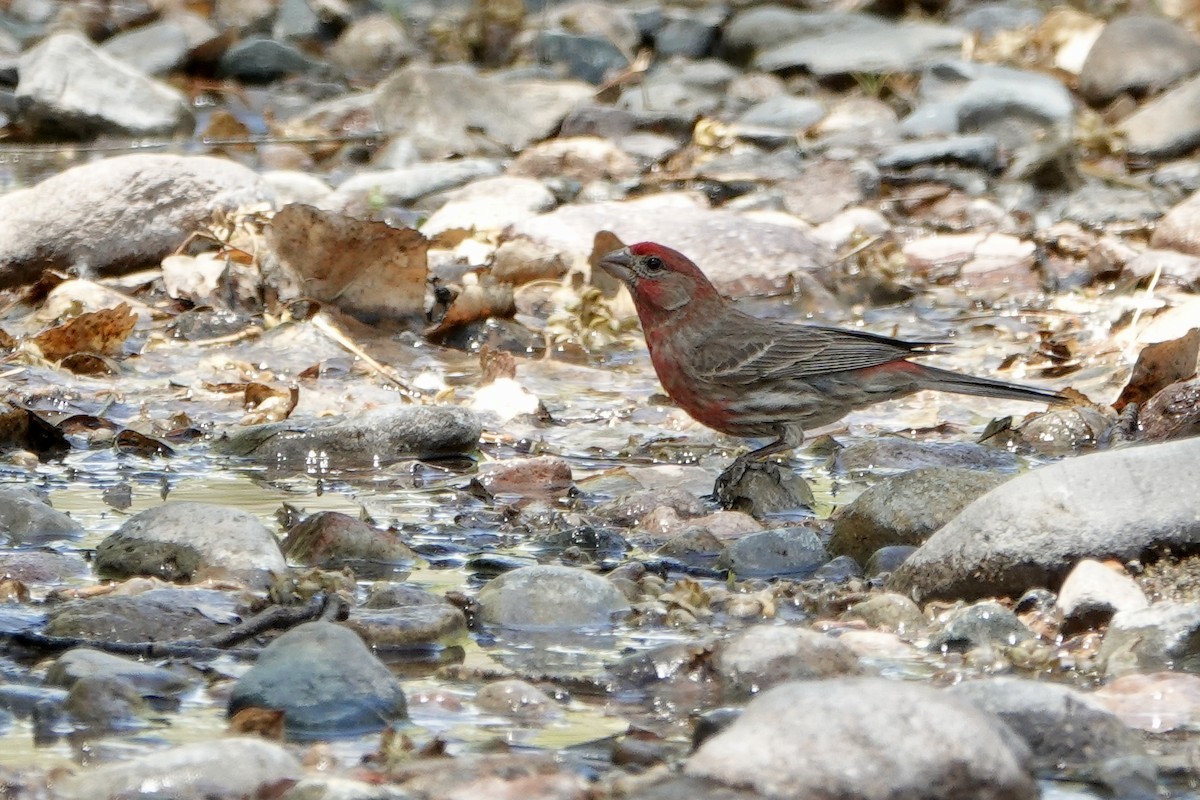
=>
[477,455,574,497]
[45,587,240,643]
[474,679,558,720]
[52,737,302,800]
[683,677,1036,800]
[712,459,814,515]
[344,584,467,649]
[476,565,630,629]
[864,545,917,577]
[716,527,827,579]
[95,502,286,590]
[714,624,862,698]
[62,675,145,731]
[1091,672,1200,733]
[45,647,195,697]
[1097,601,1200,678]
[930,600,1034,652]
[421,176,557,236]
[0,487,83,545]
[228,621,407,739]
[841,592,926,635]
[829,437,1019,474]
[1078,14,1200,104]
[281,510,419,578]
[828,466,1007,564]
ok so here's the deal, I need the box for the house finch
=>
[600,242,1065,460]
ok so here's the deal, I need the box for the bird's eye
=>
[644,256,664,272]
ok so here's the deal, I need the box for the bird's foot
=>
[714,458,814,515]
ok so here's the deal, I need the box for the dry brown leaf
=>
[32,303,137,362]
[228,707,286,740]
[480,345,516,384]
[242,383,299,425]
[265,204,428,326]
[426,281,515,339]
[1115,329,1200,410]
[590,229,627,294]
[0,327,15,352]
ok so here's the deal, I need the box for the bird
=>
[599,241,1066,461]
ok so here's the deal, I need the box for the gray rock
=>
[95,502,286,590]
[715,625,861,697]
[1120,74,1200,159]
[756,19,964,76]
[534,30,628,85]
[0,154,273,288]
[45,588,239,643]
[594,487,706,526]
[930,600,1034,652]
[829,467,1008,564]
[737,95,825,130]
[1079,15,1200,104]
[0,486,83,545]
[281,511,418,578]
[891,438,1200,601]
[949,677,1156,798]
[228,621,407,739]
[1097,602,1200,677]
[215,405,481,468]
[218,37,322,83]
[327,159,503,213]
[1056,559,1148,634]
[281,776,411,800]
[421,176,556,236]
[713,459,814,516]
[273,0,321,41]
[814,554,863,582]
[53,738,302,800]
[477,565,630,629]
[686,677,1036,800]
[16,32,192,138]
[328,13,416,80]
[717,527,827,578]
[344,585,467,649]
[722,6,835,59]
[1139,376,1200,441]
[46,648,195,697]
[509,193,832,297]
[953,3,1044,39]
[99,20,190,76]
[63,674,145,730]
[655,14,721,59]
[877,135,1000,171]
[842,592,926,634]
[1058,181,1166,229]
[0,549,88,583]
[865,545,917,577]
[373,64,592,159]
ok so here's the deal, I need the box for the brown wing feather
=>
[692,318,939,384]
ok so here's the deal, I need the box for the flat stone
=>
[477,565,630,629]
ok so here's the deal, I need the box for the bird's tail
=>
[914,364,1067,405]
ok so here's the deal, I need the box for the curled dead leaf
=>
[32,303,137,362]
[1115,329,1200,411]
[426,281,515,339]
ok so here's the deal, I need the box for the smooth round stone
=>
[717,527,827,578]
[842,593,926,635]
[344,585,467,649]
[865,545,918,577]
[228,621,407,739]
[476,565,630,629]
[45,588,238,643]
[95,502,286,590]
[474,679,558,719]
[281,510,419,578]
[0,487,84,545]
[930,600,1034,652]
[46,648,195,696]
[715,624,861,697]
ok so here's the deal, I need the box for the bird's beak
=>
[598,247,634,283]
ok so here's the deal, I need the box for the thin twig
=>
[310,311,418,401]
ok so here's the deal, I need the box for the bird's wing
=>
[691,320,936,383]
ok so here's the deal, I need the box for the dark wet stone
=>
[841,592,926,634]
[1058,181,1166,229]
[830,437,1019,474]
[891,438,1200,601]
[594,487,706,526]
[215,405,481,468]
[474,679,557,719]
[722,6,829,61]
[228,621,407,739]
[53,738,302,800]
[953,3,1043,39]
[0,487,83,545]
[930,600,1034,653]
[477,456,574,497]
[715,624,861,697]
[95,502,286,590]
[1097,602,1200,677]
[45,588,238,643]
[1056,559,1147,635]
[948,677,1157,798]
[737,95,825,130]
[1139,377,1200,441]
[0,685,68,718]
[756,18,963,76]
[686,677,1036,800]
[813,554,863,582]
[63,674,145,730]
[533,524,630,560]
[1119,74,1200,159]
[876,135,1000,172]
[16,32,192,138]
[477,565,630,629]
[0,154,272,288]
[46,648,195,697]
[99,20,190,76]
[864,545,917,577]
[829,467,1007,564]
[1009,406,1114,456]
[218,37,322,82]
[714,460,814,515]
[281,511,418,578]
[1079,15,1200,104]
[657,527,725,568]
[344,585,467,649]
[655,13,721,59]
[716,527,827,579]
[534,30,628,85]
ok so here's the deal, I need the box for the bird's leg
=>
[741,426,806,463]
[714,427,808,509]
